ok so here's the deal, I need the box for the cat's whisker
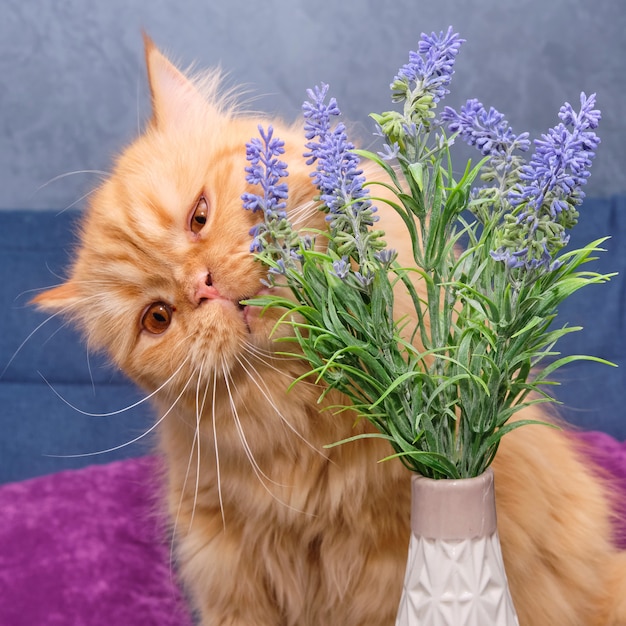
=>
[172,423,198,564]
[237,353,328,460]
[2,293,100,379]
[43,363,195,458]
[189,358,211,532]
[221,361,315,517]
[241,342,319,387]
[220,360,283,487]
[240,342,292,370]
[85,339,96,397]
[163,364,208,580]
[240,339,304,365]
[34,169,108,194]
[289,200,319,227]
[38,354,192,419]
[173,367,202,542]
[170,383,199,573]
[56,187,100,216]
[20,279,120,302]
[212,367,226,530]
[170,359,210,574]
[241,340,286,360]
[38,312,82,351]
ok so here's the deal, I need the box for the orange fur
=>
[33,40,626,625]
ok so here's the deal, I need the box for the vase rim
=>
[410,467,497,539]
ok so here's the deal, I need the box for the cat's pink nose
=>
[191,272,220,305]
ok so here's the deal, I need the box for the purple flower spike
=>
[242,124,289,222]
[302,83,372,220]
[392,27,464,104]
[441,99,530,157]
[242,125,302,282]
[510,92,601,214]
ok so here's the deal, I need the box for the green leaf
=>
[534,354,617,383]
[482,418,558,451]
[408,162,424,191]
[379,449,462,479]
[323,432,395,449]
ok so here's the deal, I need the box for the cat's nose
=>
[191,272,219,305]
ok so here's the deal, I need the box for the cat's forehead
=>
[79,124,256,290]
[117,121,252,215]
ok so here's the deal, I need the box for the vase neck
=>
[410,468,497,540]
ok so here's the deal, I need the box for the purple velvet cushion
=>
[0,457,193,626]
[0,433,625,625]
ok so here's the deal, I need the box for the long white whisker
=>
[237,353,326,459]
[241,341,294,363]
[85,338,96,397]
[189,359,207,532]
[170,366,204,572]
[38,355,191,418]
[169,358,211,577]
[44,363,195,458]
[221,360,282,486]
[221,360,315,517]
[34,170,108,194]
[1,294,99,378]
[56,188,99,216]
[212,367,226,529]
[289,200,319,226]
[241,342,318,387]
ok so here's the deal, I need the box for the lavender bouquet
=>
[242,27,612,479]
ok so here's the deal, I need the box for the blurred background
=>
[1,0,625,483]
[2,0,625,209]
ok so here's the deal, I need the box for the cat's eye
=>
[190,195,209,234]
[141,302,173,334]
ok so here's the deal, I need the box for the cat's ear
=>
[143,34,207,130]
[31,282,81,313]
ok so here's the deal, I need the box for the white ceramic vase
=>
[395,468,519,625]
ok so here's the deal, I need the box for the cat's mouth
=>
[238,288,272,332]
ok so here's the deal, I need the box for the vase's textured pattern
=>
[396,531,519,625]
[396,470,519,625]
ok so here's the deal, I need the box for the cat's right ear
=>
[143,34,207,130]
[31,282,81,314]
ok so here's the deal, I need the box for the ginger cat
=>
[33,38,626,625]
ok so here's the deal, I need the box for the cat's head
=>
[33,38,319,393]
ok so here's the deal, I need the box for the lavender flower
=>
[242,124,289,221]
[242,125,300,282]
[440,99,531,223]
[441,99,530,157]
[509,92,601,217]
[302,84,385,266]
[374,28,464,156]
[374,248,398,267]
[491,93,601,273]
[303,84,372,218]
[392,27,464,105]
[331,256,350,280]
[378,141,401,161]
[441,93,600,274]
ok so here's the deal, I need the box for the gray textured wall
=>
[1,0,624,210]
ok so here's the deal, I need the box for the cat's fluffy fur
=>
[34,39,626,625]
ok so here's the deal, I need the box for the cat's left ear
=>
[31,282,81,314]
[143,34,208,130]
